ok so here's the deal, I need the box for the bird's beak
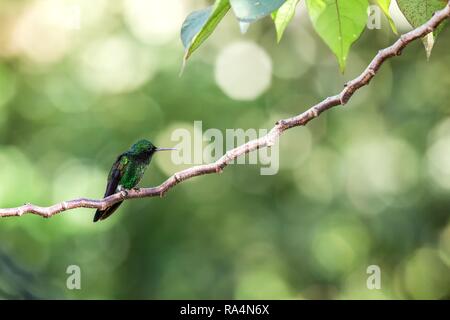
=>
[155,147,177,152]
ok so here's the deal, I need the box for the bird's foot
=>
[118,186,128,197]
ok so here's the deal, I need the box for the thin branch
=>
[1,2,450,218]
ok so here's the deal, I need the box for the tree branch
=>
[1,2,450,219]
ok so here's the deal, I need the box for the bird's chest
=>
[120,161,147,189]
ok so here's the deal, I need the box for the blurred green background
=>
[0,0,449,299]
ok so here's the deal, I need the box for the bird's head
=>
[131,139,176,156]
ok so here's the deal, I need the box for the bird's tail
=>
[93,201,123,222]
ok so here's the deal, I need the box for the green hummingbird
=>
[93,139,176,222]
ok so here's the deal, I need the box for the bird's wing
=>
[103,154,129,197]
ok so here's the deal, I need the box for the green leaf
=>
[397,0,448,59]
[306,0,369,72]
[180,0,231,63]
[374,0,398,34]
[272,0,301,42]
[230,0,287,22]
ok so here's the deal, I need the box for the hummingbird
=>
[93,139,176,222]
